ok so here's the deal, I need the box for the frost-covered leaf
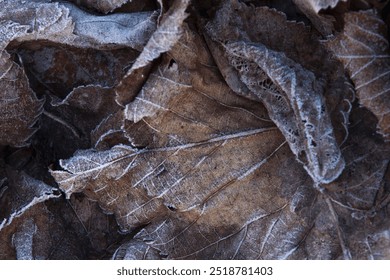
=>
[0,50,43,147]
[0,167,123,259]
[205,1,350,183]
[1,0,390,261]
[50,26,387,260]
[326,10,390,140]
[292,0,347,35]
[225,41,344,183]
[69,0,132,14]
[0,0,157,50]
[115,0,190,106]
[294,0,347,13]
[112,240,162,260]
[0,168,60,231]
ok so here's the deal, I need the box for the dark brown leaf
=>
[326,10,390,140]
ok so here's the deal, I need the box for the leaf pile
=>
[0,0,389,259]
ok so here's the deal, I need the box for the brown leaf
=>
[326,10,390,140]
[69,0,132,14]
[2,0,390,260]
[112,240,162,260]
[292,0,348,35]
[0,51,43,147]
[17,42,138,99]
[50,26,339,260]
[0,168,124,259]
[115,0,190,106]
[0,169,60,231]
[205,1,351,183]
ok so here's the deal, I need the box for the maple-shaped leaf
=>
[326,10,390,141]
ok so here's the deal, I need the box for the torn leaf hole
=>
[168,59,176,69]
[166,204,177,212]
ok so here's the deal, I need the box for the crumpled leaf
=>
[292,0,347,36]
[205,0,351,183]
[0,167,123,259]
[115,0,190,106]
[0,0,157,50]
[0,0,157,147]
[0,169,60,230]
[0,49,43,147]
[69,0,132,14]
[2,0,390,260]
[326,10,390,140]
[224,41,344,184]
[49,24,388,260]
[294,0,347,13]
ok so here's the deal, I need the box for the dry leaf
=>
[1,0,389,260]
[0,50,43,147]
[205,0,351,183]
[292,0,347,35]
[295,0,347,13]
[115,0,190,106]
[69,0,132,14]
[0,0,157,50]
[326,10,390,140]
[50,25,389,259]
[0,169,60,231]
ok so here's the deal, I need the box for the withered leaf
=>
[0,167,123,259]
[0,50,43,147]
[326,10,390,141]
[292,0,347,35]
[0,169,60,231]
[224,41,344,184]
[1,0,390,260]
[17,42,139,99]
[69,0,133,14]
[0,0,157,50]
[115,0,190,106]
[112,240,162,260]
[294,0,347,13]
[50,25,390,260]
[205,0,350,183]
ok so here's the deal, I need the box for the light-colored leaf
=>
[295,0,347,13]
[225,41,344,184]
[0,0,157,50]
